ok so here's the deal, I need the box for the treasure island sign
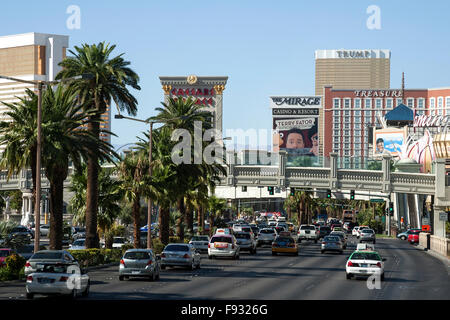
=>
[159,75,228,132]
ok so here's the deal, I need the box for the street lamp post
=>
[0,73,93,253]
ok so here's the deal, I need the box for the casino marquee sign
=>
[270,96,322,108]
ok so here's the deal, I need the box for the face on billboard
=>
[273,117,318,156]
[373,129,406,157]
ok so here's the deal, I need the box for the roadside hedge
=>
[68,248,123,267]
[0,254,26,281]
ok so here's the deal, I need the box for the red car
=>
[408,230,422,244]
[0,248,14,267]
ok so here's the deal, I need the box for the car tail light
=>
[231,244,235,249]
[161,253,166,258]
[347,261,353,267]
[147,260,153,266]
[26,276,33,282]
[272,243,278,247]
[208,243,211,248]
[183,254,190,259]
[59,276,69,282]
[25,261,31,268]
[120,259,125,265]
[322,242,326,245]
[376,262,382,268]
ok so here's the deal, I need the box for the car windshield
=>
[235,233,251,239]
[72,240,85,246]
[330,233,344,238]
[0,250,11,257]
[351,252,381,261]
[275,237,294,243]
[191,236,209,241]
[31,252,63,260]
[300,226,316,230]
[113,238,125,243]
[260,229,274,234]
[320,227,331,231]
[74,227,85,232]
[241,227,251,233]
[17,245,34,253]
[11,227,27,232]
[324,236,340,242]
[124,251,150,260]
[211,237,232,244]
[36,264,70,273]
[164,245,189,252]
[362,230,374,234]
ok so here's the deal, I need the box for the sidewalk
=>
[413,243,450,273]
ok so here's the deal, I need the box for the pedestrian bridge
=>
[0,152,449,208]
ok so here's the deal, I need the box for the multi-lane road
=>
[1,236,449,300]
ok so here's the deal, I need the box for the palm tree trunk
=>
[48,171,65,250]
[159,206,170,245]
[185,206,194,237]
[176,198,185,241]
[197,205,204,235]
[132,195,141,248]
[85,120,100,249]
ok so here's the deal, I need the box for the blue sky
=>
[1,0,449,149]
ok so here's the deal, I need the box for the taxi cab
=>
[215,228,233,235]
[346,249,386,281]
[272,235,298,256]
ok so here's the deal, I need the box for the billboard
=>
[273,117,318,155]
[373,128,407,158]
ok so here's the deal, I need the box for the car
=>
[257,228,277,246]
[272,235,298,256]
[276,222,288,230]
[71,226,86,241]
[69,239,86,250]
[344,222,358,233]
[16,244,34,260]
[329,231,347,249]
[359,229,376,244]
[346,250,386,281]
[319,226,331,239]
[268,220,277,228]
[297,225,319,243]
[277,217,287,223]
[408,229,422,244]
[356,226,369,239]
[161,243,201,270]
[240,226,254,238]
[250,225,260,238]
[232,224,243,233]
[0,248,15,267]
[25,250,78,276]
[38,224,50,237]
[62,226,72,246]
[397,228,422,240]
[9,225,34,240]
[119,249,161,281]
[208,234,240,260]
[112,237,127,249]
[234,232,257,254]
[356,243,375,251]
[331,223,342,231]
[189,235,210,253]
[321,235,343,254]
[26,262,90,299]
[352,226,361,237]
[274,226,287,236]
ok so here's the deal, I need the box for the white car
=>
[189,235,210,253]
[208,234,240,259]
[69,239,86,250]
[257,228,277,246]
[112,237,127,248]
[356,226,369,239]
[26,262,90,299]
[297,225,319,243]
[346,250,386,281]
[329,231,347,249]
[352,226,360,237]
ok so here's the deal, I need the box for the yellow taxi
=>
[272,234,298,256]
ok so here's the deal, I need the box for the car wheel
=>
[373,240,376,244]
[82,282,90,297]
[294,251,298,256]
[156,269,160,280]
[321,250,324,254]
[208,255,213,259]
[161,265,166,270]
[314,239,318,244]
[298,239,302,243]
[381,273,385,281]
[346,273,352,280]
[401,236,406,240]
[69,289,77,299]
[26,292,34,300]
[119,275,124,281]
[272,251,277,256]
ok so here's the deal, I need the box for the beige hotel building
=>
[315,49,391,156]
[0,32,111,144]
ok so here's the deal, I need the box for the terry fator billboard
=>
[271,96,321,156]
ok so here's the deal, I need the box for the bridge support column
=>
[226,152,235,186]
[329,153,338,189]
[278,151,286,187]
[20,190,33,226]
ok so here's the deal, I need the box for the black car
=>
[319,226,331,238]
[9,226,34,240]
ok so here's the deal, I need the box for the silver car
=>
[321,235,343,254]
[359,229,376,244]
[69,239,86,250]
[119,249,161,281]
[329,231,347,249]
[257,228,276,246]
[189,235,210,253]
[39,224,50,237]
[161,243,201,270]
[25,250,78,276]
[26,262,89,299]
[234,232,257,254]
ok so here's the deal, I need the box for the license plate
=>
[360,264,368,267]
[132,271,140,274]
[360,269,367,273]
[38,278,53,284]
[305,231,310,234]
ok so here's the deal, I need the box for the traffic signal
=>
[388,202,394,216]
[268,186,274,195]
[290,187,295,196]
[350,190,355,200]
[242,186,247,192]
[326,189,332,199]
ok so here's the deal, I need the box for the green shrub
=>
[68,248,123,267]
[152,239,165,254]
[5,254,26,275]
[120,244,134,255]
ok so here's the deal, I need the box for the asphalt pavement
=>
[0,236,448,300]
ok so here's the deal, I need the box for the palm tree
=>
[56,42,140,248]
[207,196,227,236]
[0,89,39,206]
[40,85,116,249]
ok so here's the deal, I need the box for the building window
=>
[344,110,350,116]
[438,97,444,108]
[375,99,382,109]
[344,137,350,143]
[354,98,361,109]
[354,110,361,116]
[334,143,340,149]
[333,123,340,129]
[417,110,424,116]
[334,137,340,143]
[344,123,350,129]
[344,98,351,108]
[344,116,350,123]
[334,110,339,116]
[365,99,372,108]
[407,98,414,108]
[344,130,350,136]
[418,98,425,109]
[354,123,361,129]
[333,98,341,108]
[354,116,361,123]
[430,98,436,109]
[386,98,393,109]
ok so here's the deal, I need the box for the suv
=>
[257,228,277,246]
[234,232,257,254]
[359,229,376,244]
[297,225,319,243]
[319,226,331,239]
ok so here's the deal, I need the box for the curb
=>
[86,262,119,272]
[412,244,450,268]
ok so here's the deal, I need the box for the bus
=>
[343,210,356,223]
